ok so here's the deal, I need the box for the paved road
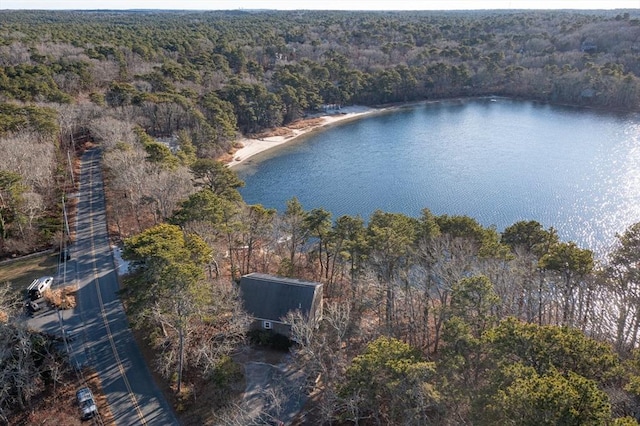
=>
[29,149,178,425]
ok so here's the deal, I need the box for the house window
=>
[263,321,272,330]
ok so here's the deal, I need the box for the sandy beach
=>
[227,105,379,168]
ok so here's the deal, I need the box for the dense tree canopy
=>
[1,8,638,256]
[3,8,640,424]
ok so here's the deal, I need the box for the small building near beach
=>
[239,273,323,338]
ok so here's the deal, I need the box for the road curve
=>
[73,149,179,425]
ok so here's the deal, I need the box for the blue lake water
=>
[235,99,640,255]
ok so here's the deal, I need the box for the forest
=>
[1,8,640,425]
[1,9,640,255]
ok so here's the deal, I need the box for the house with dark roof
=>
[239,273,323,338]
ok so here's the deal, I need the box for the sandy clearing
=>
[227,105,379,168]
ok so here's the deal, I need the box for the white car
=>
[76,387,98,420]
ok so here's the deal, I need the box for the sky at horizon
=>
[2,0,639,11]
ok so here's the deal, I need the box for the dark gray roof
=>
[239,273,322,323]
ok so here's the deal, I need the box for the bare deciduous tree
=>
[20,192,44,230]
[287,301,354,423]
[146,166,194,222]
[103,146,149,232]
[88,115,135,150]
[0,132,55,194]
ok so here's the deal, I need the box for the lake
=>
[235,98,640,255]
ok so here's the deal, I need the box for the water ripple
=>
[237,99,640,256]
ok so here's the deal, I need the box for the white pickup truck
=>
[26,276,53,301]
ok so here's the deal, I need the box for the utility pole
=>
[67,150,75,188]
[62,195,71,243]
[58,194,72,358]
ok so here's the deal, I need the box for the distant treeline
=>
[1,9,639,152]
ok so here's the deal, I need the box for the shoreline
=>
[226,95,615,169]
[225,97,498,168]
[226,105,385,168]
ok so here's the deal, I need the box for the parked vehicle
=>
[25,300,41,314]
[76,387,98,420]
[60,247,71,262]
[27,276,53,301]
